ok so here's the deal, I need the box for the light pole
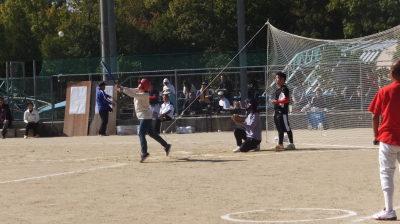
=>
[237,0,248,103]
[100,0,117,81]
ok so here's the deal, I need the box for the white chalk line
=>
[0,156,128,164]
[351,205,400,223]
[0,163,127,184]
[300,143,377,149]
[0,144,372,164]
[0,151,194,164]
[221,207,357,223]
[165,147,375,160]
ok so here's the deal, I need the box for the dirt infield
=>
[0,130,396,224]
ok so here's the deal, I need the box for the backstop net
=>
[264,22,400,148]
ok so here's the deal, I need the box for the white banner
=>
[69,86,87,114]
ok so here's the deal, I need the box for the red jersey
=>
[368,81,400,146]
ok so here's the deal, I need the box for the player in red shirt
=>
[369,60,400,220]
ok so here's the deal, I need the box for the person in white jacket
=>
[117,79,171,162]
[159,91,174,121]
[23,102,40,138]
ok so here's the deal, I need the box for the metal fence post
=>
[5,62,9,98]
[264,65,269,143]
[22,62,26,99]
[359,61,364,111]
[33,60,37,107]
[174,69,179,115]
[50,76,55,125]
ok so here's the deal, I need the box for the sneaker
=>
[164,144,171,156]
[373,209,397,220]
[24,135,28,139]
[233,146,241,153]
[253,145,261,151]
[286,143,296,150]
[140,153,150,163]
[275,145,284,152]
[34,135,39,138]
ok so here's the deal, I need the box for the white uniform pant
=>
[379,142,400,194]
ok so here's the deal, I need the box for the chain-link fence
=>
[0,61,393,135]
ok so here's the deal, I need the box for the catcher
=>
[231,99,262,152]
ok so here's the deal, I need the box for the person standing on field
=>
[370,60,400,221]
[96,82,114,136]
[118,79,171,163]
[271,72,295,151]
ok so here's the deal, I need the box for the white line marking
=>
[0,156,126,163]
[301,143,377,149]
[351,206,400,223]
[221,208,357,223]
[0,163,127,184]
[171,147,373,160]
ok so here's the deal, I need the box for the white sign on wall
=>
[69,86,87,114]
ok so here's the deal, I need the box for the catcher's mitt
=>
[231,114,245,123]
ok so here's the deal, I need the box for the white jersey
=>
[122,87,152,119]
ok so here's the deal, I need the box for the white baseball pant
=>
[379,142,400,211]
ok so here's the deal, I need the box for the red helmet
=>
[138,78,151,92]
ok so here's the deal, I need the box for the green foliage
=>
[1,0,400,76]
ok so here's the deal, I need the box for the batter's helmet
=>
[138,78,151,92]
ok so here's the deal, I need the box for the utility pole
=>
[237,0,247,103]
[100,0,117,81]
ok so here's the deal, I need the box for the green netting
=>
[39,51,267,76]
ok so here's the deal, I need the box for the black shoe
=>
[140,153,150,163]
[164,144,171,156]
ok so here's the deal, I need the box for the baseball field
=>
[0,129,393,224]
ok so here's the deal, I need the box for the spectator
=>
[218,91,231,111]
[304,87,327,129]
[183,80,197,99]
[0,97,12,139]
[197,81,212,111]
[163,78,176,109]
[183,91,200,115]
[23,101,40,138]
[339,86,350,110]
[218,75,233,100]
[311,87,326,109]
[96,82,114,136]
[248,78,260,100]
[364,73,379,100]
[348,86,363,109]
[292,82,307,112]
[159,91,174,121]
[154,91,174,133]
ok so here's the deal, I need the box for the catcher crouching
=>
[231,99,262,152]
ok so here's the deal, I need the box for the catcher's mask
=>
[245,99,258,113]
